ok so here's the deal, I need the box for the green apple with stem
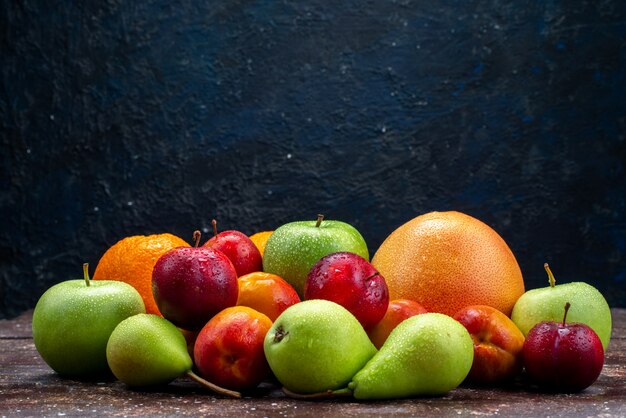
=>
[263,214,369,296]
[32,263,146,377]
[511,263,612,350]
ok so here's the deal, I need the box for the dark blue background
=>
[2,1,625,317]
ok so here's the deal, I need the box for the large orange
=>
[93,233,189,315]
[371,211,524,316]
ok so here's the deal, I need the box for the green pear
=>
[348,313,474,399]
[106,314,193,386]
[264,299,377,394]
[106,314,241,397]
[511,263,612,350]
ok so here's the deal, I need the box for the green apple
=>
[511,263,612,350]
[263,214,369,296]
[32,263,145,377]
[264,299,377,394]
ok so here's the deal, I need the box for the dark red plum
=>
[304,252,389,330]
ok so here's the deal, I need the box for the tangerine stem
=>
[83,263,90,286]
[193,230,202,248]
[315,214,324,227]
[185,370,241,398]
[212,219,218,237]
[544,263,556,288]
[563,302,571,325]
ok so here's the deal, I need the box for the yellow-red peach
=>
[453,305,525,384]
[194,306,272,390]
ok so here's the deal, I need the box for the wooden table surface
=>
[1,309,625,417]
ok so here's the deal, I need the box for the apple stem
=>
[282,386,353,400]
[544,263,556,288]
[562,302,571,325]
[185,370,242,398]
[365,272,380,281]
[193,230,201,248]
[212,219,218,237]
[82,263,90,286]
[315,214,324,227]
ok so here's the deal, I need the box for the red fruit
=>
[194,306,272,390]
[152,233,239,331]
[304,252,389,330]
[367,299,428,349]
[454,305,525,384]
[522,303,604,392]
[204,220,262,277]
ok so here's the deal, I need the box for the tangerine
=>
[93,233,189,315]
[371,211,525,316]
[236,272,300,321]
[249,231,273,257]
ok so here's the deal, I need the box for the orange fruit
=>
[367,299,428,349]
[371,211,525,317]
[93,233,189,315]
[236,272,300,321]
[248,231,273,257]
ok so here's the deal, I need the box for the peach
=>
[194,306,273,390]
[453,305,525,384]
[367,299,428,349]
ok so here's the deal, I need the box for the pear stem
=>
[544,263,556,288]
[185,370,242,398]
[193,230,201,248]
[282,386,353,400]
[83,263,90,286]
[315,214,324,227]
[212,219,218,238]
[562,302,571,325]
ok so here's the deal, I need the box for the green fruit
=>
[511,263,612,350]
[349,313,474,399]
[106,314,193,387]
[264,299,377,394]
[32,264,145,377]
[263,215,369,296]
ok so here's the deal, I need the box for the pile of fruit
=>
[32,211,612,399]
